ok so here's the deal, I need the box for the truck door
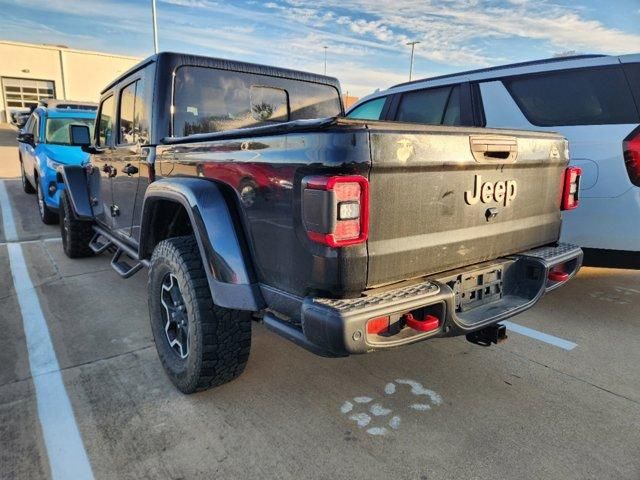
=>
[92,94,116,229]
[110,79,146,239]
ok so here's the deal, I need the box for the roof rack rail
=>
[39,98,98,111]
[390,54,607,89]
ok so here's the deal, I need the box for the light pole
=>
[323,46,328,75]
[151,0,159,54]
[406,41,420,81]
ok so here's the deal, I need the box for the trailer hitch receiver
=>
[466,323,507,347]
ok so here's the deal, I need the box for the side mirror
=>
[17,132,34,145]
[69,124,91,148]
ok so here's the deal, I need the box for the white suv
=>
[347,54,640,254]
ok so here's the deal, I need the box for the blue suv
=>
[17,100,96,224]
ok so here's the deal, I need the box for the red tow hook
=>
[548,267,570,282]
[404,313,440,332]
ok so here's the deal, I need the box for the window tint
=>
[504,67,640,127]
[347,97,386,120]
[173,66,341,136]
[119,82,136,144]
[622,63,640,113]
[250,86,288,122]
[118,80,150,145]
[98,95,114,146]
[443,86,461,126]
[397,86,461,125]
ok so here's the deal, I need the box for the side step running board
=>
[89,232,113,254]
[91,226,149,279]
[111,247,144,279]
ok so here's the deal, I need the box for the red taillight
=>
[561,166,582,211]
[303,175,369,247]
[623,127,640,187]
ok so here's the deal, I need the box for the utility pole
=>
[151,0,159,54]
[406,41,420,81]
[323,46,328,75]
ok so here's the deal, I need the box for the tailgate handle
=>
[470,136,518,163]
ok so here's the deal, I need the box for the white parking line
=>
[502,320,577,351]
[1,180,94,480]
[0,179,18,242]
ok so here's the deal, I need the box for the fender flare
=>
[139,177,264,311]
[58,165,95,220]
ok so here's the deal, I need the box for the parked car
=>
[60,52,581,394]
[17,102,96,224]
[347,54,640,255]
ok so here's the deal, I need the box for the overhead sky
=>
[1,0,639,97]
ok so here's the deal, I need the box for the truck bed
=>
[158,117,568,298]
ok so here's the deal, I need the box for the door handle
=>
[470,136,518,163]
[122,164,139,176]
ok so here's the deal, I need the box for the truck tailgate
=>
[365,123,568,288]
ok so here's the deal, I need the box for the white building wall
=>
[0,41,140,122]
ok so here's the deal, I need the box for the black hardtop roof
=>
[101,51,341,94]
[391,54,607,89]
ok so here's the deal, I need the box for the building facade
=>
[0,40,140,122]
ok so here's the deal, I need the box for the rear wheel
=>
[148,236,252,393]
[36,180,59,225]
[20,160,35,194]
[59,190,95,258]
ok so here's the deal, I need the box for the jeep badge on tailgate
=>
[464,175,518,207]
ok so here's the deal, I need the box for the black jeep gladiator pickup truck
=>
[60,52,583,393]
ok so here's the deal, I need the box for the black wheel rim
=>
[160,273,189,359]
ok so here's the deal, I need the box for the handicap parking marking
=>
[502,320,577,351]
[340,378,443,436]
[1,180,95,480]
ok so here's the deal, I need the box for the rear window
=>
[173,66,342,137]
[504,66,639,127]
[396,85,462,126]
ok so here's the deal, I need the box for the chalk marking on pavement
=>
[502,320,577,351]
[0,179,18,242]
[1,180,94,480]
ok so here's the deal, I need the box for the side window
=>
[119,82,136,144]
[622,63,640,114]
[30,115,39,142]
[503,66,639,126]
[442,86,461,126]
[97,95,114,146]
[346,97,387,120]
[396,86,461,125]
[118,79,150,145]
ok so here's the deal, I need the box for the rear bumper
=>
[264,243,582,356]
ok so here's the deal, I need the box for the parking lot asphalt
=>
[1,123,639,480]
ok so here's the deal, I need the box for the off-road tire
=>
[20,159,35,194]
[36,180,59,225]
[59,190,95,258]
[148,236,252,394]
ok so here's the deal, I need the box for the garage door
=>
[2,77,55,109]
